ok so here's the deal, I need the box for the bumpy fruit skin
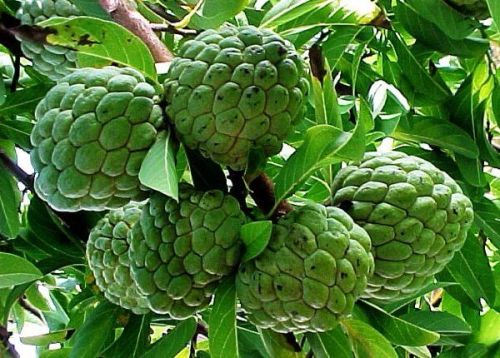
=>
[30,66,163,212]
[236,204,374,333]
[164,25,309,170]
[87,203,149,314]
[331,151,474,301]
[16,0,81,80]
[128,184,246,318]
[445,0,489,19]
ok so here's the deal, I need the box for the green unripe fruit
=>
[128,184,246,318]
[16,0,82,80]
[236,204,374,333]
[31,66,164,212]
[444,0,489,19]
[86,203,149,314]
[331,151,474,302]
[164,25,309,170]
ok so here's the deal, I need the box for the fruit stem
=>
[0,150,35,192]
[99,0,173,62]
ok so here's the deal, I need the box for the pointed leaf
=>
[139,130,178,201]
[209,277,238,358]
[144,318,196,358]
[0,253,43,288]
[306,326,352,358]
[240,221,273,262]
[341,318,397,358]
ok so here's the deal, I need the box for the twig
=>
[99,0,173,62]
[149,23,197,36]
[0,14,22,57]
[10,55,20,91]
[196,322,208,337]
[18,296,44,322]
[228,169,251,215]
[248,173,292,220]
[0,150,35,192]
[309,44,326,83]
[0,325,20,358]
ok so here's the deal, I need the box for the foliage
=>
[0,0,499,357]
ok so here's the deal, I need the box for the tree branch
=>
[99,0,173,62]
[0,326,20,358]
[248,173,292,220]
[228,169,252,216]
[0,150,35,192]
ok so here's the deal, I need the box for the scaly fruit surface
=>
[445,0,489,19]
[164,25,309,170]
[236,204,374,333]
[16,0,82,80]
[87,203,149,314]
[128,184,245,318]
[331,151,474,301]
[31,66,164,212]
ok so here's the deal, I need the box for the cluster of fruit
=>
[22,0,475,333]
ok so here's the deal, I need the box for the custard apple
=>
[164,25,309,170]
[87,203,149,314]
[31,66,164,212]
[444,0,489,19]
[16,0,82,80]
[331,151,474,301]
[236,204,374,333]
[128,184,246,318]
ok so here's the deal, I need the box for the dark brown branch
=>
[10,55,20,92]
[0,326,20,358]
[248,173,292,220]
[228,169,251,215]
[99,0,173,62]
[0,150,35,192]
[150,23,197,36]
[0,14,22,57]
[18,296,43,322]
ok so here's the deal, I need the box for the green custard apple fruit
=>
[30,66,164,212]
[16,0,82,80]
[87,203,150,314]
[444,0,489,19]
[331,151,474,302]
[236,204,374,333]
[164,25,309,170]
[128,184,246,318]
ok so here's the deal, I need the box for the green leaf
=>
[273,122,365,211]
[400,311,471,343]
[73,0,111,18]
[473,310,500,347]
[487,0,500,30]
[139,130,178,201]
[396,2,489,57]
[240,221,273,262]
[473,197,500,248]
[40,17,157,81]
[0,168,20,238]
[258,328,303,358]
[103,314,152,358]
[20,330,69,346]
[69,301,120,358]
[40,348,72,358]
[393,115,479,158]
[388,32,451,104]
[0,119,34,150]
[323,26,363,70]
[191,0,249,28]
[341,318,398,358]
[0,253,42,288]
[237,327,268,358]
[260,0,327,29]
[306,326,352,358]
[403,0,478,39]
[209,277,238,358]
[359,301,440,346]
[0,84,52,116]
[437,233,496,307]
[144,318,196,358]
